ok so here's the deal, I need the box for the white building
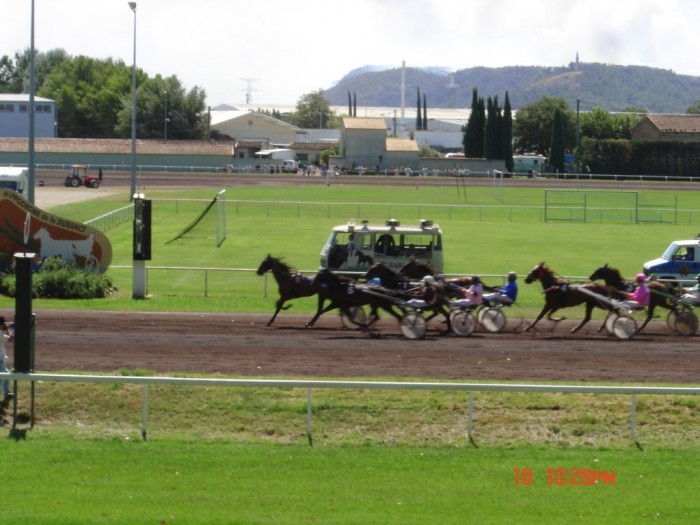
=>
[0,94,57,138]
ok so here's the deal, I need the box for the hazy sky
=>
[5,0,700,107]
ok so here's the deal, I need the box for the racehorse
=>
[363,261,454,333]
[364,261,417,289]
[256,255,322,326]
[589,264,677,332]
[306,268,405,329]
[523,262,624,333]
[398,259,435,280]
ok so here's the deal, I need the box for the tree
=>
[422,93,428,131]
[686,100,700,114]
[289,89,336,128]
[513,96,575,155]
[503,91,514,172]
[416,87,422,131]
[40,56,134,137]
[549,109,566,173]
[462,87,485,157]
[484,96,503,159]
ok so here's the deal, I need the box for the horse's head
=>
[588,263,611,282]
[589,263,624,288]
[364,261,390,280]
[524,262,547,284]
[256,254,274,275]
[399,258,434,279]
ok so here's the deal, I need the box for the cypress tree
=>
[503,91,514,172]
[416,88,422,131]
[423,93,428,131]
[550,109,566,173]
[353,92,357,117]
[348,90,352,116]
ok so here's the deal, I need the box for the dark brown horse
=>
[306,268,405,329]
[398,258,435,280]
[589,264,677,332]
[524,262,624,333]
[363,262,454,333]
[256,255,321,326]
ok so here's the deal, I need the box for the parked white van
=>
[320,219,444,274]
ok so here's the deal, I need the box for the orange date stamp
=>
[514,467,616,486]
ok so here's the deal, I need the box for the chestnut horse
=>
[589,264,677,332]
[524,262,624,333]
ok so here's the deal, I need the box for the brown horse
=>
[256,255,322,326]
[398,258,435,280]
[589,264,677,332]
[524,262,624,333]
[306,268,405,329]
[362,261,453,333]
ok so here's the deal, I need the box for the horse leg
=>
[306,300,340,327]
[524,305,552,331]
[267,299,286,326]
[571,303,594,333]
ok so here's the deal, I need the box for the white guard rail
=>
[5,373,700,444]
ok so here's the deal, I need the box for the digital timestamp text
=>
[514,468,616,486]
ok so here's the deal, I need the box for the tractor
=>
[64,164,102,188]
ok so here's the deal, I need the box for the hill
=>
[324,62,700,113]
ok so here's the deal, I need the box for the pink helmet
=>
[635,273,646,282]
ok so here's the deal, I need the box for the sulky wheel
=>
[612,314,638,340]
[604,311,619,334]
[451,310,476,337]
[478,307,506,333]
[340,306,367,329]
[673,309,698,336]
[666,310,677,331]
[400,312,427,340]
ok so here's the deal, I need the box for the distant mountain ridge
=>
[324,62,700,113]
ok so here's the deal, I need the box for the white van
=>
[0,166,29,193]
[320,219,444,274]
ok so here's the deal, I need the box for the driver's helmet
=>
[422,275,437,286]
[507,271,517,281]
[635,273,646,282]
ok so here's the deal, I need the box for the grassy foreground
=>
[3,377,700,524]
[2,439,698,524]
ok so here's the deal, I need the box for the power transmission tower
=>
[240,78,259,105]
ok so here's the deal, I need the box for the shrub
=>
[0,257,115,299]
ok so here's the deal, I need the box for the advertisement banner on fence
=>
[0,188,112,271]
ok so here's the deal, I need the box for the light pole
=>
[27,0,36,204]
[129,1,137,200]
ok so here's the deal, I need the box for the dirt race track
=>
[26,171,700,383]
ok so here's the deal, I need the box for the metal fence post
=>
[142,384,149,441]
[306,388,313,446]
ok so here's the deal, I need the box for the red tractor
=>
[64,164,102,188]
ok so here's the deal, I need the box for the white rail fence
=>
[6,373,699,444]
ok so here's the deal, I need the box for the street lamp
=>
[129,1,137,200]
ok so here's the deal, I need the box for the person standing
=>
[0,316,14,401]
